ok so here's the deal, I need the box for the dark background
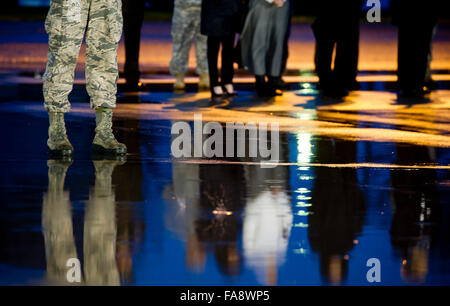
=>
[7,0,392,15]
[3,0,450,22]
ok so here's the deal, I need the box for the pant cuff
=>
[91,99,116,110]
[44,102,71,113]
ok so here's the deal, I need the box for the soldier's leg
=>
[170,4,198,89]
[86,0,126,155]
[192,7,209,89]
[43,0,89,155]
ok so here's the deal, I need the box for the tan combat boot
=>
[174,73,186,90]
[92,108,127,155]
[199,73,210,90]
[47,112,74,156]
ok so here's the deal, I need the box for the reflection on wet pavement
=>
[0,91,449,285]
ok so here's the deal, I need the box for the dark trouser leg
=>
[334,18,360,89]
[312,19,335,89]
[122,0,144,85]
[398,22,434,92]
[207,36,221,88]
[221,35,235,85]
[281,0,293,75]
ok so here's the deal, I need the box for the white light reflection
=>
[290,118,315,256]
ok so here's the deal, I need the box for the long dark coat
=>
[201,0,242,37]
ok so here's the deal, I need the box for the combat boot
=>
[174,73,186,90]
[92,108,127,155]
[198,74,210,90]
[47,112,74,156]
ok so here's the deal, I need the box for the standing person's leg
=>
[267,2,289,91]
[412,25,434,91]
[425,25,437,89]
[86,0,126,155]
[170,4,198,90]
[280,0,292,84]
[312,18,335,91]
[193,7,209,90]
[122,0,144,89]
[43,0,89,155]
[221,35,236,95]
[334,15,360,91]
[397,22,425,94]
[207,36,223,96]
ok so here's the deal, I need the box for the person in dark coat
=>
[390,144,440,284]
[308,138,365,285]
[240,0,290,97]
[278,0,293,90]
[122,0,146,91]
[392,0,439,97]
[201,0,242,99]
[312,0,363,97]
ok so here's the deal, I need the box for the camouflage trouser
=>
[43,0,123,113]
[169,4,208,76]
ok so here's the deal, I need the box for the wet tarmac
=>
[0,84,449,286]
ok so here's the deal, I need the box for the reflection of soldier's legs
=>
[42,159,78,284]
[84,160,124,285]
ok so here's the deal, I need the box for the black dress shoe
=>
[124,81,144,92]
[321,86,348,98]
[399,88,430,98]
[269,76,290,90]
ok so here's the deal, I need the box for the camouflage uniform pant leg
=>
[43,0,90,113]
[85,0,123,110]
[170,5,208,76]
[194,22,208,76]
[84,160,120,285]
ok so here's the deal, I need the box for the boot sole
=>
[92,144,127,156]
[47,146,74,157]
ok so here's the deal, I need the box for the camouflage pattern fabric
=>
[42,159,77,285]
[43,0,123,113]
[169,0,208,76]
[175,0,202,6]
[84,159,123,286]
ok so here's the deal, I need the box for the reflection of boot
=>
[92,159,126,195]
[42,159,78,284]
[84,159,125,286]
[93,108,127,155]
[47,112,74,156]
[174,73,186,90]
